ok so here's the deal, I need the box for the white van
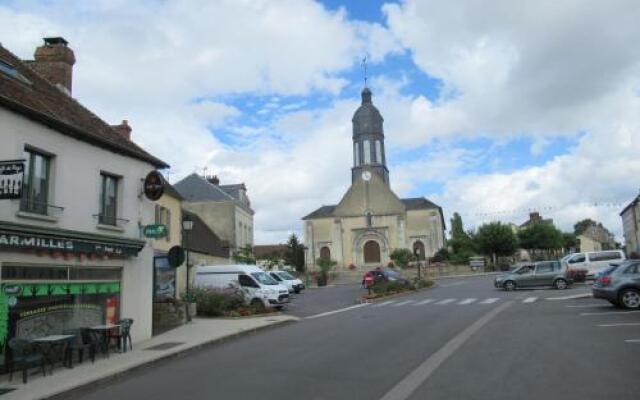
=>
[194,264,290,309]
[269,270,305,294]
[562,250,626,278]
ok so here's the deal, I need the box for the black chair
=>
[109,319,134,353]
[63,328,95,366]
[8,338,46,384]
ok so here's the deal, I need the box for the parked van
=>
[194,264,290,309]
[269,270,305,294]
[561,250,626,278]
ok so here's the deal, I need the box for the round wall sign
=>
[144,170,165,201]
[167,246,186,268]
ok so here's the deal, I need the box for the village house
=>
[0,38,168,370]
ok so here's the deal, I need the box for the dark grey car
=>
[592,260,640,309]
[494,261,571,290]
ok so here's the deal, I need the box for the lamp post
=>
[182,213,194,321]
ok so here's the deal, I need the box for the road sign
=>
[143,224,168,239]
[167,246,185,268]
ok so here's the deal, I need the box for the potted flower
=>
[387,261,395,268]
[183,290,197,318]
[348,263,357,270]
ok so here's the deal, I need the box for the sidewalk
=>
[0,315,298,400]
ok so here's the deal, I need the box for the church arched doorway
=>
[413,241,426,261]
[363,240,381,264]
[319,246,331,260]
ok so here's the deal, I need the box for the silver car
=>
[592,260,640,309]
[494,261,572,291]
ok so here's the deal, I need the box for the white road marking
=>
[480,298,499,304]
[374,301,396,307]
[546,293,592,300]
[394,300,414,306]
[379,301,513,400]
[624,339,640,343]
[305,303,370,319]
[566,304,606,308]
[435,299,456,305]
[458,298,477,305]
[522,297,538,303]
[414,299,436,305]
[581,310,640,316]
[598,323,640,327]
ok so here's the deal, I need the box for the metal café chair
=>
[109,319,134,353]
[8,338,46,384]
[62,328,96,366]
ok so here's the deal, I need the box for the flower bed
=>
[362,278,434,300]
[192,287,274,317]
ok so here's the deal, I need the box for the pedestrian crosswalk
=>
[372,297,539,307]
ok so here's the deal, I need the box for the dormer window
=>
[0,60,31,85]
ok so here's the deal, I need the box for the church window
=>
[366,212,373,227]
[320,246,331,260]
[354,142,360,166]
[363,140,371,164]
[363,241,381,263]
[375,141,382,164]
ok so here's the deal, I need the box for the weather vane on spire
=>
[361,54,368,87]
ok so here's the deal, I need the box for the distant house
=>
[620,195,640,255]
[519,212,553,229]
[174,173,254,254]
[577,224,616,252]
[182,209,230,269]
[254,244,288,269]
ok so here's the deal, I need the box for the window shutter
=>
[166,208,171,241]
[155,205,160,224]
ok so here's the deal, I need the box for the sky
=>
[1,0,639,244]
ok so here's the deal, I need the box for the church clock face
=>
[362,171,372,181]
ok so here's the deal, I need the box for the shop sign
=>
[143,224,168,239]
[0,159,24,200]
[144,170,165,201]
[0,231,141,257]
[167,245,185,268]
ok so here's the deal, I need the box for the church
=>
[302,87,446,271]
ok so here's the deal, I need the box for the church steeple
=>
[351,87,389,185]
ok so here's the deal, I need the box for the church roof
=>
[302,197,443,221]
[352,87,383,137]
[302,205,337,220]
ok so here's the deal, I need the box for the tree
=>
[448,212,476,263]
[518,223,564,260]
[562,232,578,252]
[474,222,518,265]
[315,257,337,286]
[284,234,306,273]
[574,219,597,235]
[232,245,256,265]
[390,248,416,269]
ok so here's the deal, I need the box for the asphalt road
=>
[69,276,639,400]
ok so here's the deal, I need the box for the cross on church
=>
[361,55,368,86]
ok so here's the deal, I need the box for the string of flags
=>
[459,199,628,221]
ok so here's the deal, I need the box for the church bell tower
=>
[351,87,389,185]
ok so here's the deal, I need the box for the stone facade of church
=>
[302,88,446,271]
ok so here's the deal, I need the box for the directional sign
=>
[143,224,168,239]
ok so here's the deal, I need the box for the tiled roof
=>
[0,44,168,168]
[161,176,183,201]
[183,209,228,258]
[401,197,440,210]
[620,195,640,216]
[302,205,337,220]
[253,244,287,259]
[174,173,236,203]
[219,184,246,201]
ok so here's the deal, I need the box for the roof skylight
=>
[0,60,32,85]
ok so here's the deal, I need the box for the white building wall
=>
[0,107,158,343]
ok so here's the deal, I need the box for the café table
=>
[88,324,121,357]
[30,334,76,373]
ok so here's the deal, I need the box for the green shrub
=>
[371,280,411,295]
[412,279,434,289]
[192,287,245,317]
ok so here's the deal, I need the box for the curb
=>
[44,318,298,400]
[432,272,502,280]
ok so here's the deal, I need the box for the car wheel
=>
[250,298,266,313]
[619,289,640,309]
[504,281,516,291]
[554,279,568,290]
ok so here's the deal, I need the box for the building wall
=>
[621,205,640,254]
[152,194,182,253]
[578,234,602,252]
[0,107,158,343]
[183,201,235,245]
[406,209,445,257]
[235,205,254,250]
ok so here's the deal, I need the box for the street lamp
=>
[182,213,194,321]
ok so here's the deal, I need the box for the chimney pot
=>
[206,175,220,185]
[111,119,132,140]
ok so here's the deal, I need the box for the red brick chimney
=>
[28,37,76,94]
[111,120,132,140]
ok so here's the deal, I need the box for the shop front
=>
[0,221,145,372]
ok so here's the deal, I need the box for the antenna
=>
[202,166,208,177]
